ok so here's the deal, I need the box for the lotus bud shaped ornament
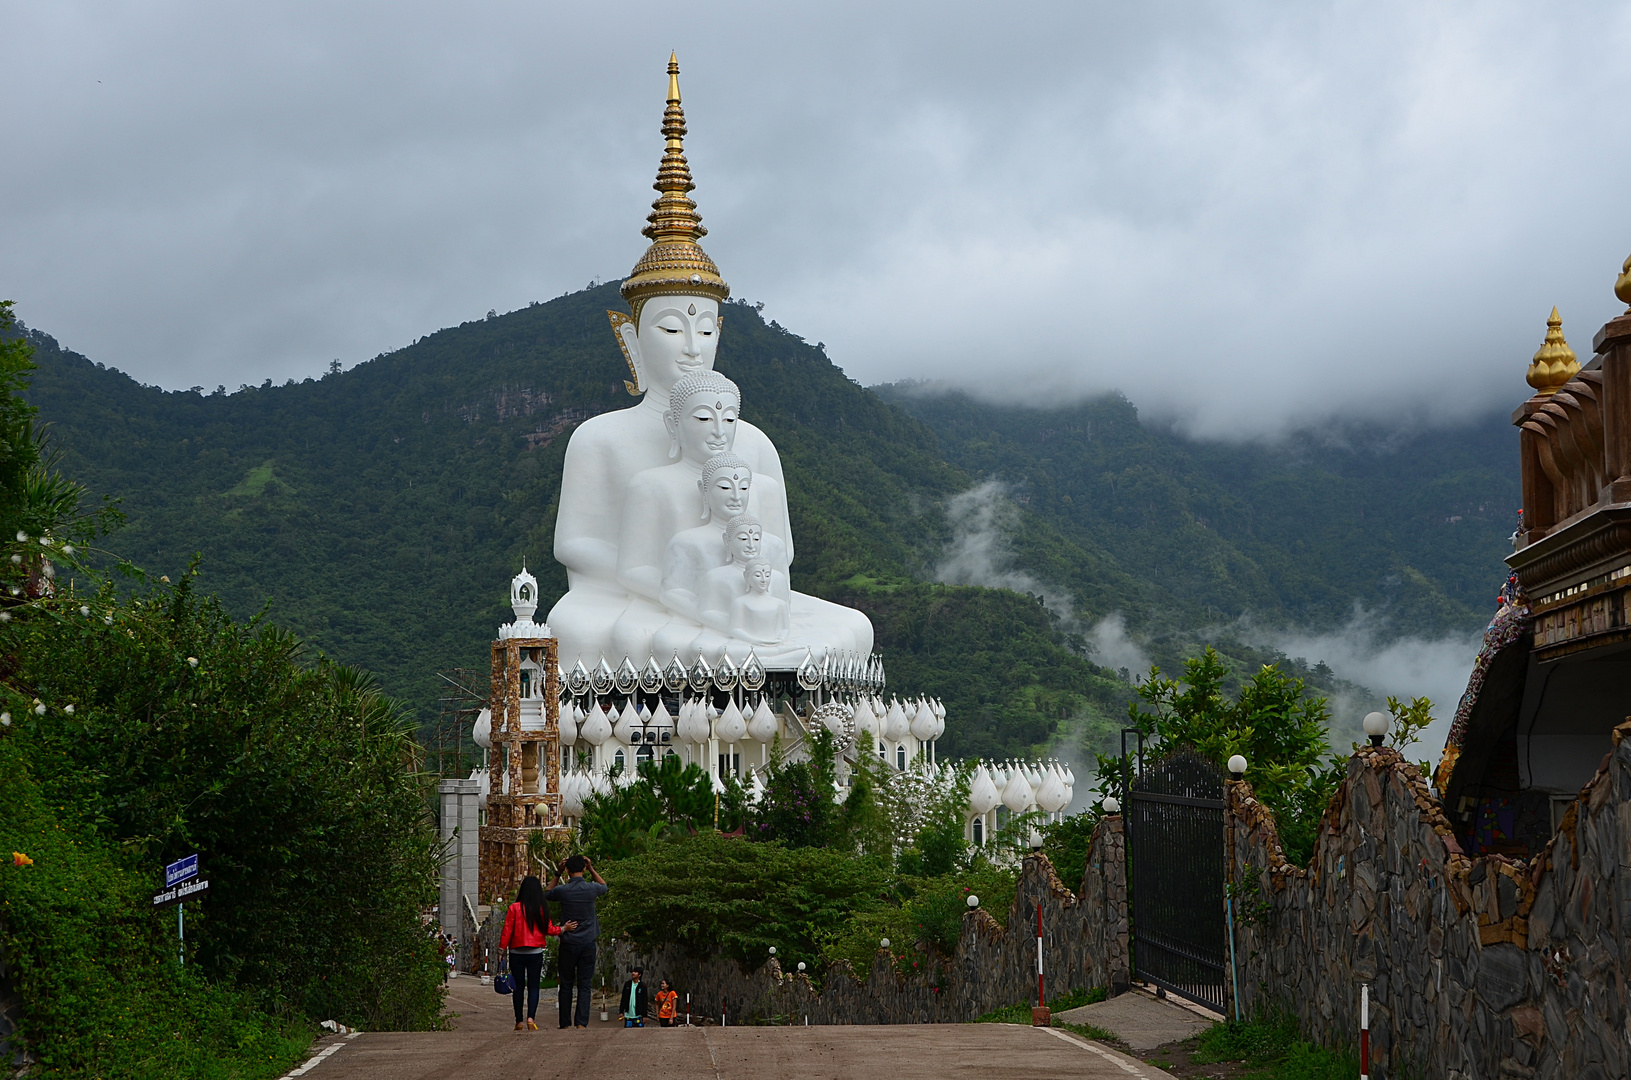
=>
[910,699,937,742]
[715,699,748,743]
[969,765,1000,816]
[558,703,579,747]
[640,656,664,695]
[562,773,585,818]
[1001,768,1034,813]
[1036,765,1069,813]
[796,648,822,691]
[614,656,639,696]
[580,701,613,746]
[883,699,910,742]
[688,654,714,694]
[653,654,682,693]
[567,658,591,698]
[614,699,641,745]
[591,656,615,697]
[677,699,710,745]
[852,696,879,739]
[472,708,493,749]
[741,649,766,691]
[747,697,779,743]
[649,700,674,742]
[713,652,739,692]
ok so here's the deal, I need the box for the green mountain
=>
[15,282,1517,767]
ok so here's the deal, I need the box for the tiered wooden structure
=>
[1442,259,1631,856]
[1512,307,1631,654]
[477,636,565,904]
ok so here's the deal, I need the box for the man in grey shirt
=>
[547,854,608,1028]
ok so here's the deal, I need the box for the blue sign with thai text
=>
[165,854,198,887]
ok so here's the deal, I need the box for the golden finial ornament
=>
[1615,252,1631,312]
[618,53,730,325]
[1526,306,1579,395]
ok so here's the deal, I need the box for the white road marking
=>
[1040,1025,1161,1078]
[278,1031,360,1079]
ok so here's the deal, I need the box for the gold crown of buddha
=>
[621,53,730,325]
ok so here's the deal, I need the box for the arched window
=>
[973,818,984,846]
[613,749,626,774]
[636,744,655,764]
[897,745,906,770]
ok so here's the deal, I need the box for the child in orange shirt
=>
[655,978,678,1026]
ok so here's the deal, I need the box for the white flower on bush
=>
[79,605,90,617]
[103,616,113,625]
[63,704,74,715]
[14,532,24,542]
[187,657,199,668]
[33,703,44,715]
[0,712,9,727]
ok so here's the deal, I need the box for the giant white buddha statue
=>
[547,54,871,672]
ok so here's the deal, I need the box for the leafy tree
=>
[578,754,733,859]
[596,830,889,974]
[1038,809,1102,889]
[0,302,445,1075]
[1118,647,1342,865]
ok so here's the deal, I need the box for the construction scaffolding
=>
[430,667,489,780]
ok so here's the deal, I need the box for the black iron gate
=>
[1125,743,1227,1012]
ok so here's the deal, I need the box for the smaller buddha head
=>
[698,453,752,521]
[665,370,740,463]
[743,558,774,595]
[722,513,763,564]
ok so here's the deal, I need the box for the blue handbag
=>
[494,960,514,995]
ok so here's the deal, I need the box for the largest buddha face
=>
[619,296,721,398]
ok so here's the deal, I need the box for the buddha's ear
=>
[697,477,710,521]
[608,311,642,396]
[664,411,680,459]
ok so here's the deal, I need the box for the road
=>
[287,975,1178,1080]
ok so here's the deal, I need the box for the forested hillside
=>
[16,283,1517,764]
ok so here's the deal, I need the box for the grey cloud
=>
[3,2,1629,435]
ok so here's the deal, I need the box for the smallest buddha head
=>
[742,558,774,595]
[665,370,741,463]
[723,513,763,564]
[698,453,752,521]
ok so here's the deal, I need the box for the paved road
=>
[291,977,1177,1080]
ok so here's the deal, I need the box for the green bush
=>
[2,576,447,1032]
[1193,1013,1361,1079]
[1,750,311,1078]
[597,831,889,976]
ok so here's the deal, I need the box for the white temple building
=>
[461,567,1075,847]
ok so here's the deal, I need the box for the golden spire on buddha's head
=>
[1526,306,1579,395]
[620,53,730,324]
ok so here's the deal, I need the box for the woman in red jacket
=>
[500,875,576,1031]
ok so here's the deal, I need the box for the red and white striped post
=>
[1031,903,1049,1026]
[1359,983,1370,1080]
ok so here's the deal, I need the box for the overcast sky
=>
[4,1,1629,436]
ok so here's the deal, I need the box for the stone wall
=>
[610,817,1128,1024]
[1229,736,1631,1080]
